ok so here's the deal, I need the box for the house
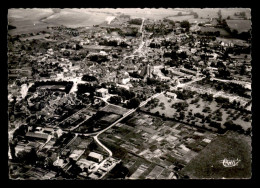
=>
[165,92,177,99]
[54,128,63,138]
[69,149,85,161]
[157,76,171,82]
[204,24,213,27]
[121,77,130,85]
[95,88,108,98]
[53,156,67,168]
[88,152,103,163]
[180,68,198,76]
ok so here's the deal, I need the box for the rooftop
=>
[88,152,103,160]
[96,88,108,93]
[25,132,49,140]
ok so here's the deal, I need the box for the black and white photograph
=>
[7,8,252,180]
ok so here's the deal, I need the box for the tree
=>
[16,148,38,164]
[13,124,28,138]
[127,98,140,109]
[108,162,129,179]
[155,86,162,93]
[245,127,251,135]
[179,111,185,120]
[224,120,243,132]
[177,12,183,16]
[101,83,107,88]
[239,12,246,18]
[232,29,238,36]
[217,67,231,79]
[193,12,199,18]
[180,20,190,31]
[224,120,234,128]
[200,93,213,102]
[240,64,247,75]
[210,121,221,129]
[9,141,17,160]
[119,41,128,48]
[75,44,82,50]
[109,96,122,105]
[178,51,187,59]
[89,141,98,151]
[217,10,222,21]
[69,161,82,176]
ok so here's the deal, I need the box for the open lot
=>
[181,131,251,179]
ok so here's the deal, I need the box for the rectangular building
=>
[88,152,103,163]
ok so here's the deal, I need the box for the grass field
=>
[200,27,231,37]
[8,8,182,35]
[143,92,251,131]
[146,94,182,117]
[226,20,251,33]
[8,8,113,35]
[181,131,251,179]
[8,8,54,35]
[191,8,251,19]
[9,8,251,35]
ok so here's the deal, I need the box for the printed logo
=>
[219,158,240,167]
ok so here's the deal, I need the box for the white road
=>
[177,76,206,88]
[92,91,164,157]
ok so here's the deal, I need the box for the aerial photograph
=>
[7,8,252,180]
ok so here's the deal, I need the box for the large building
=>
[25,132,51,141]
[88,152,103,163]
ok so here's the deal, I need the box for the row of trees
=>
[108,86,136,100]
[171,101,189,112]
[234,11,247,19]
[108,93,141,109]
[200,93,214,102]
[128,18,143,25]
[81,74,97,82]
[125,97,141,109]
[88,54,109,64]
[175,89,196,100]
[198,30,220,37]
[118,27,140,37]
[28,81,73,94]
[99,39,129,48]
[77,83,97,97]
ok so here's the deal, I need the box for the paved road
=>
[134,18,145,55]
[177,76,206,88]
[139,18,145,33]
